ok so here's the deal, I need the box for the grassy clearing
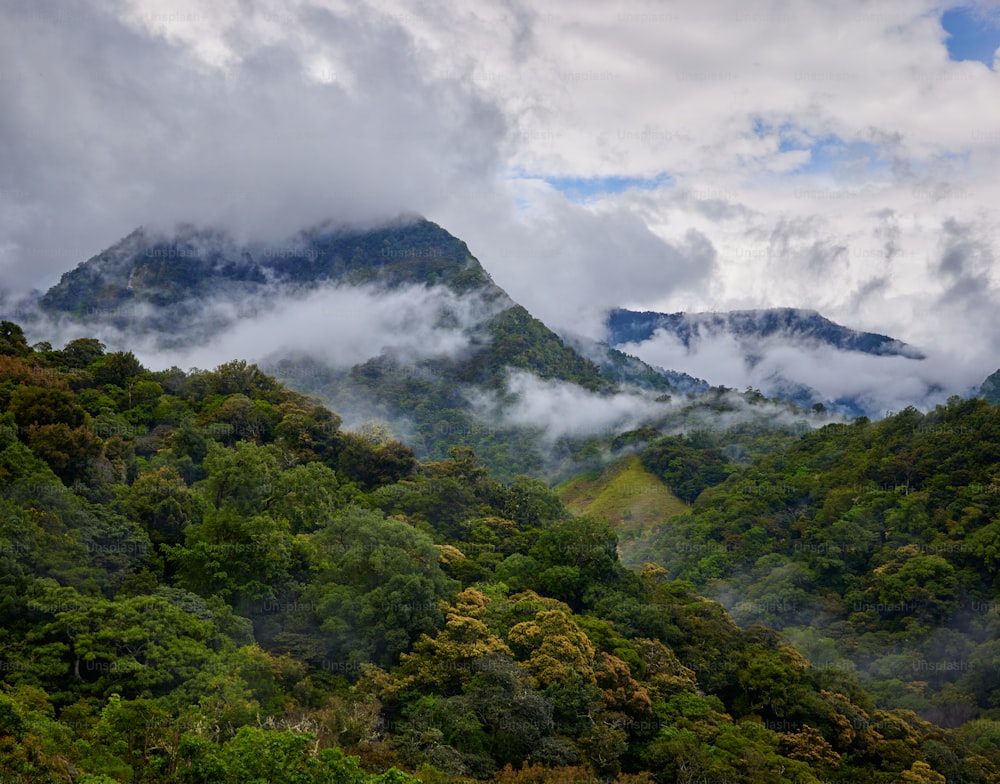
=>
[555,454,688,561]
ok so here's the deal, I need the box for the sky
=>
[1,0,1000,409]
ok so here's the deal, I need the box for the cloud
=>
[2,0,1000,417]
[470,368,829,451]
[472,370,671,442]
[0,0,507,293]
[30,282,502,373]
[436,179,718,339]
[617,326,985,416]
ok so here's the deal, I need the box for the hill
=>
[629,398,1000,728]
[555,454,688,556]
[0,319,995,783]
[605,307,931,416]
[32,218,722,479]
[981,368,1000,404]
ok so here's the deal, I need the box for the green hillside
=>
[981,368,1000,404]
[555,454,688,551]
[0,319,995,783]
[35,220,654,481]
[630,399,1000,725]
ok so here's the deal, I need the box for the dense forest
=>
[1,318,999,783]
[630,399,1000,726]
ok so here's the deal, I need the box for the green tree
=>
[60,337,106,368]
[117,466,199,547]
[91,351,145,391]
[0,321,30,357]
[306,506,458,667]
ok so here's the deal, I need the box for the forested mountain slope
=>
[630,398,1000,727]
[1,320,996,783]
[33,218,702,480]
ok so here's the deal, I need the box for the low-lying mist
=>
[618,327,982,417]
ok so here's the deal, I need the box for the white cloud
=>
[31,282,500,373]
[2,0,999,409]
[0,0,506,291]
[618,327,987,416]
[474,370,671,442]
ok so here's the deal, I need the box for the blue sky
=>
[537,7,999,199]
[942,5,1000,67]
[540,173,672,201]
[748,118,891,178]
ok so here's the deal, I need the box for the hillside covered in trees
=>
[1,319,999,783]
[629,399,1000,729]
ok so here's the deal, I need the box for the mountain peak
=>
[39,217,511,322]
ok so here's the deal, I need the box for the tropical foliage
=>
[0,320,997,783]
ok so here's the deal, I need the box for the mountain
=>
[604,307,931,416]
[626,398,1000,728]
[981,368,1000,404]
[35,217,721,479]
[563,333,710,396]
[39,218,509,335]
[606,307,926,359]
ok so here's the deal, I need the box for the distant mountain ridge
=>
[607,307,926,359]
